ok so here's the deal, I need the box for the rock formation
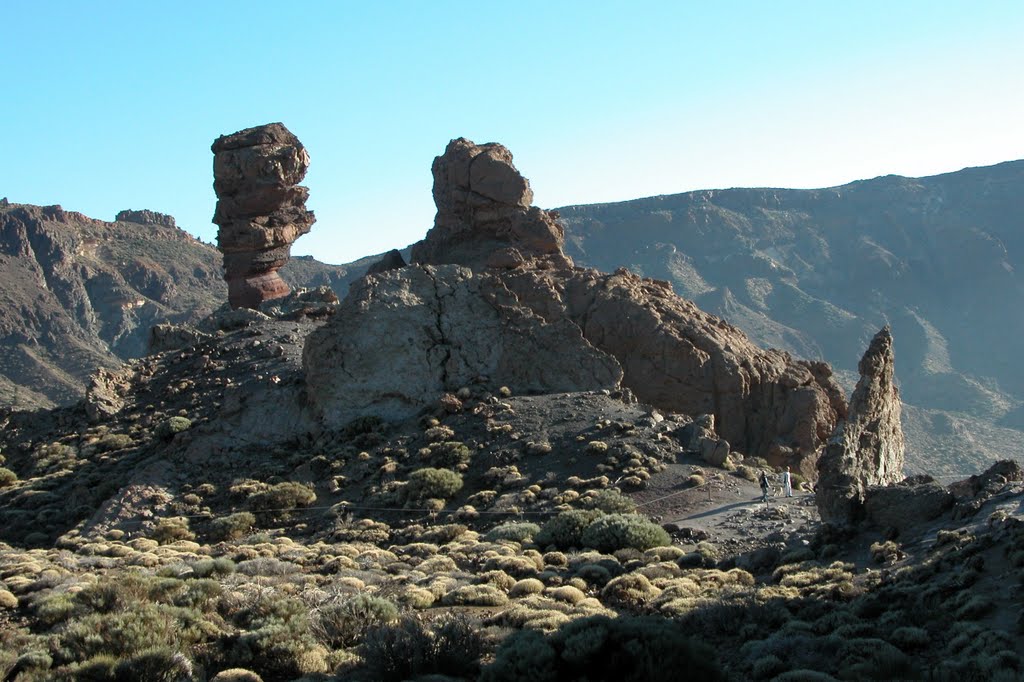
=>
[817,326,905,524]
[303,265,623,423]
[304,138,848,465]
[410,138,572,270]
[365,249,407,276]
[115,209,177,229]
[212,123,315,309]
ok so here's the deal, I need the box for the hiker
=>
[781,467,793,498]
[759,470,770,502]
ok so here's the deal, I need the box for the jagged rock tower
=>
[411,138,572,270]
[817,326,906,524]
[211,123,315,309]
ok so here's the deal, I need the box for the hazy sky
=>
[3,1,1022,264]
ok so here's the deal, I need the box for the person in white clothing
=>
[781,467,793,497]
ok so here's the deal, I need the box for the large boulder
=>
[817,326,905,524]
[410,138,572,270]
[212,123,315,309]
[303,265,623,424]
[863,478,954,533]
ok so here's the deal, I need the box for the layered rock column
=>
[212,123,315,309]
[817,326,906,524]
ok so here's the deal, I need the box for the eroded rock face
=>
[817,326,906,524]
[304,262,846,462]
[303,265,623,424]
[410,138,572,270]
[115,209,177,229]
[212,123,315,309]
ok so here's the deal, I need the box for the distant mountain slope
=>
[0,201,361,409]
[556,160,1024,475]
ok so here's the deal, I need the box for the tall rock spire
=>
[211,122,315,309]
[817,326,905,524]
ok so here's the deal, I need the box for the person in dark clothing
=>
[759,470,770,503]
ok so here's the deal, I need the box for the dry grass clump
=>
[330,517,392,543]
[545,584,588,605]
[601,572,662,609]
[870,540,904,564]
[484,521,541,543]
[478,569,517,592]
[482,553,542,578]
[509,578,545,597]
[151,516,195,544]
[416,555,458,574]
[442,583,509,607]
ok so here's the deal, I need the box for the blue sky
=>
[3,1,1022,264]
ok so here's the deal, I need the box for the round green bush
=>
[247,482,316,517]
[535,509,604,550]
[587,489,637,514]
[0,467,17,488]
[431,441,472,468]
[485,522,541,543]
[405,468,463,502]
[580,513,670,553]
[209,512,256,541]
[155,416,191,440]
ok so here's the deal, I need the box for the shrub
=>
[311,594,399,648]
[247,482,316,518]
[0,467,17,488]
[601,573,661,608]
[587,489,637,514]
[480,614,724,682]
[155,416,191,440]
[362,613,485,682]
[510,578,546,597]
[111,647,194,681]
[209,512,256,541]
[870,540,903,564]
[152,517,194,544]
[442,584,509,607]
[580,514,670,553]
[96,433,134,452]
[485,522,541,543]
[431,441,472,468]
[404,468,463,502]
[535,509,604,550]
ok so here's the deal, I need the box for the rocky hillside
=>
[0,200,363,410]
[0,133,1020,681]
[557,160,1024,477]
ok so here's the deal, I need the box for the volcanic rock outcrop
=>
[115,209,177,229]
[212,123,316,309]
[304,138,848,465]
[817,326,906,524]
[410,138,572,270]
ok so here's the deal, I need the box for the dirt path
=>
[632,458,821,556]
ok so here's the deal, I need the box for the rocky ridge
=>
[0,201,354,409]
[555,160,1024,476]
